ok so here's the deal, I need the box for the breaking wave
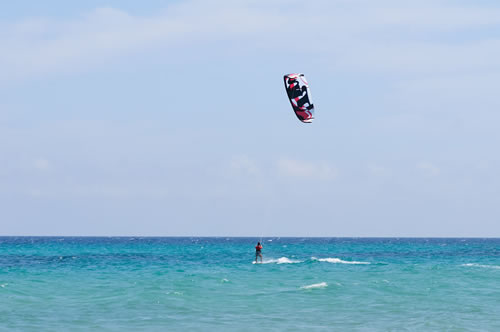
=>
[301,282,328,290]
[253,257,302,264]
[461,263,500,270]
[253,257,370,265]
[311,257,370,265]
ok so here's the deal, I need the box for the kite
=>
[283,73,315,123]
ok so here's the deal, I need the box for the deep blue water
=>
[1,237,499,331]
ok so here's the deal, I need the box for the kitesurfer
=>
[255,242,263,263]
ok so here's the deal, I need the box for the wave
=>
[253,257,302,264]
[311,257,370,265]
[165,291,183,295]
[461,263,500,270]
[301,282,328,290]
[253,257,370,265]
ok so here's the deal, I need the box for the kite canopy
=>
[283,73,315,123]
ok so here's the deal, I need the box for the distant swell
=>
[461,263,500,270]
[312,257,370,265]
[301,282,328,289]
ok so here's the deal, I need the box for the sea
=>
[0,237,499,331]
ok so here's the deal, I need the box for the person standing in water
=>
[255,242,263,263]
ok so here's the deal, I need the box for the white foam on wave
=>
[253,257,302,264]
[301,282,328,290]
[0,283,7,288]
[461,263,500,270]
[166,291,184,295]
[312,257,370,265]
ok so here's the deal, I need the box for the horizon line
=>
[1,235,499,239]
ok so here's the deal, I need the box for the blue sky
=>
[1,0,499,236]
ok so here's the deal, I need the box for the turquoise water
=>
[1,237,499,331]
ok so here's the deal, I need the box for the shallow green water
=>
[1,237,499,331]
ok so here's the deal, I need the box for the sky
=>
[1,0,499,236]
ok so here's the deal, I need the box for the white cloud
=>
[1,0,500,81]
[394,72,500,113]
[416,161,440,176]
[367,163,390,177]
[0,3,288,81]
[333,40,500,75]
[27,188,45,197]
[33,158,50,171]
[276,158,338,180]
[229,155,259,176]
[23,184,169,199]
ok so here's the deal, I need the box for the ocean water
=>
[0,237,499,331]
